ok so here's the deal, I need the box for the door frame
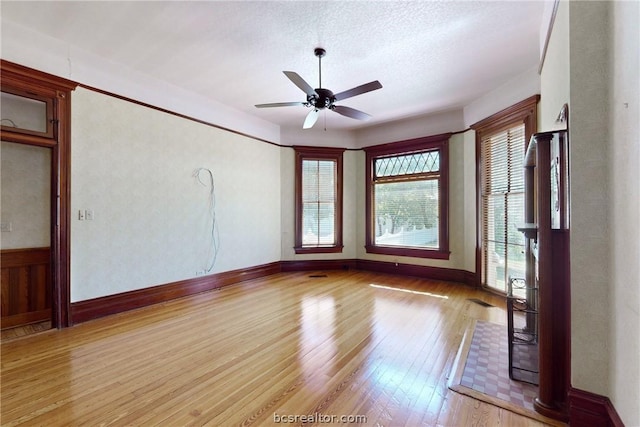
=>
[1,60,77,328]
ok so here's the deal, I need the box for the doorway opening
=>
[1,60,77,335]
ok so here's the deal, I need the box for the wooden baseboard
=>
[355,259,476,287]
[280,259,357,272]
[568,387,625,427]
[71,262,281,324]
[70,259,476,325]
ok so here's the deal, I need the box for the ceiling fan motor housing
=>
[309,88,334,110]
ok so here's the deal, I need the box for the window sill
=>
[294,245,344,255]
[365,245,450,260]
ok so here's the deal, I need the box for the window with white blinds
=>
[294,147,344,254]
[302,159,336,246]
[481,124,527,292]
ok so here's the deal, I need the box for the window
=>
[1,88,54,139]
[480,124,526,291]
[294,146,344,254]
[473,95,538,292]
[365,134,450,259]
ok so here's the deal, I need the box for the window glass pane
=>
[375,151,439,178]
[485,194,505,243]
[507,192,525,246]
[302,160,318,202]
[374,179,439,248]
[487,241,507,292]
[302,202,319,245]
[1,92,48,133]
[507,244,526,283]
[317,160,335,201]
[302,202,335,246]
[483,240,504,287]
[317,202,335,245]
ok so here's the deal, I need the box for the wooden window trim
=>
[364,133,451,260]
[472,94,539,289]
[293,146,345,254]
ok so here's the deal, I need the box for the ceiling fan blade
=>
[333,80,383,102]
[332,105,372,121]
[303,109,320,129]
[255,102,306,108]
[283,71,317,97]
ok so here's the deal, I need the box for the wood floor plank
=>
[0,270,563,426]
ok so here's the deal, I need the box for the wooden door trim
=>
[1,60,77,328]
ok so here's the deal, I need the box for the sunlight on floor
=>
[369,283,449,299]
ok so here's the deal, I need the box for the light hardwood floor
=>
[1,270,559,426]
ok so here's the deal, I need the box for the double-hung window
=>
[294,146,344,254]
[473,95,538,292]
[365,134,450,259]
[480,124,527,292]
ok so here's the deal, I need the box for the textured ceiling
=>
[1,1,545,131]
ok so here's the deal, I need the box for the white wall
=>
[464,65,540,128]
[71,87,282,302]
[608,1,640,424]
[539,0,570,131]
[354,109,465,149]
[568,0,611,397]
[0,142,51,249]
[541,1,640,423]
[280,127,357,149]
[461,130,477,273]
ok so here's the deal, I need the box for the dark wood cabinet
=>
[521,130,571,421]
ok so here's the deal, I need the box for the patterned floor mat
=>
[448,320,562,425]
[459,320,538,410]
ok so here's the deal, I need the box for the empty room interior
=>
[1,1,638,426]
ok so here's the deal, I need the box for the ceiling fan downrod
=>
[315,47,326,89]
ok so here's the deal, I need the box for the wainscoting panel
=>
[1,247,52,329]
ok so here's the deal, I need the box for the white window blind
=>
[301,159,336,246]
[481,124,527,292]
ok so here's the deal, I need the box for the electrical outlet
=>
[0,221,12,232]
[196,270,206,276]
[85,209,94,220]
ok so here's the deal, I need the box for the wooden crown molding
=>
[1,60,78,93]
